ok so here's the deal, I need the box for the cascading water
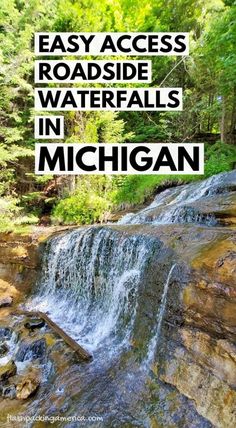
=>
[119,170,236,225]
[144,263,176,368]
[26,171,236,370]
[25,225,186,426]
[7,174,230,427]
[27,226,155,356]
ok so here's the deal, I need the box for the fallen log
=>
[13,309,92,362]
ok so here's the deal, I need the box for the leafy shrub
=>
[0,197,39,233]
[14,215,39,226]
[52,190,110,224]
[0,197,21,217]
[204,142,236,177]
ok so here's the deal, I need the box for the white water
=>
[25,221,177,372]
[27,227,152,355]
[144,263,176,368]
[119,170,236,225]
[25,171,235,367]
[0,331,18,366]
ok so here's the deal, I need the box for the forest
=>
[0,0,236,230]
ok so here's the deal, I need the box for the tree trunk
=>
[220,89,236,145]
[228,86,236,145]
[68,175,76,193]
[220,95,228,143]
[14,309,92,361]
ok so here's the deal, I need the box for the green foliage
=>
[0,197,21,218]
[0,219,34,234]
[113,174,185,206]
[66,112,130,144]
[0,0,57,196]
[53,191,110,224]
[120,112,168,143]
[0,196,37,232]
[204,141,236,176]
[14,214,39,226]
[0,0,235,229]
[52,175,112,224]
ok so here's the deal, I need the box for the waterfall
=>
[119,170,236,225]
[155,206,217,226]
[13,170,235,426]
[27,226,155,355]
[144,263,176,368]
[26,171,236,365]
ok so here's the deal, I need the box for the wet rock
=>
[183,237,236,339]
[0,296,13,308]
[180,328,236,388]
[0,360,17,381]
[160,347,236,428]
[168,206,217,226]
[16,376,40,400]
[24,318,45,330]
[2,384,16,399]
[192,235,236,286]
[0,327,12,340]
[60,401,70,413]
[15,338,46,362]
[183,280,236,337]
[0,343,9,356]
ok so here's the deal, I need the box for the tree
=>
[193,1,236,143]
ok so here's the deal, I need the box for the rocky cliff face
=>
[117,171,236,427]
[157,226,236,428]
[0,232,42,314]
[0,227,75,309]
